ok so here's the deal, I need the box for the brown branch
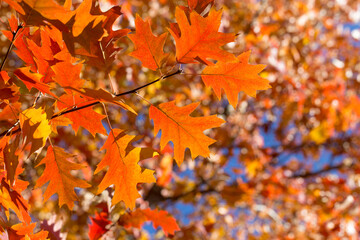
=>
[289,163,347,178]
[0,69,181,138]
[0,24,23,71]
[145,176,216,205]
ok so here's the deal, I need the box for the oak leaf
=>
[49,115,72,134]
[2,0,25,15]
[57,94,106,136]
[0,70,19,103]
[87,5,130,67]
[168,7,236,64]
[0,178,31,224]
[19,107,51,155]
[187,0,214,13]
[95,129,155,209]
[71,0,106,37]
[88,212,111,240]
[3,135,20,185]
[6,0,71,30]
[14,67,57,98]
[118,208,180,236]
[34,145,91,209]
[201,51,271,108]
[149,101,225,165]
[128,15,169,70]
[51,54,85,92]
[6,222,49,240]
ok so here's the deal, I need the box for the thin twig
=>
[289,163,347,178]
[0,24,23,71]
[0,69,182,137]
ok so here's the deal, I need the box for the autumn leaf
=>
[19,107,51,155]
[49,115,72,134]
[0,178,31,224]
[6,0,71,30]
[6,222,49,240]
[75,5,130,67]
[0,70,19,104]
[95,129,155,209]
[14,67,57,98]
[71,0,106,37]
[22,0,71,22]
[64,87,137,115]
[2,0,25,15]
[57,94,107,136]
[187,0,214,13]
[51,55,85,92]
[128,15,169,70]
[34,145,91,209]
[3,135,20,185]
[118,208,180,236]
[201,51,271,108]
[149,101,225,165]
[88,212,111,240]
[62,0,113,54]
[168,7,236,64]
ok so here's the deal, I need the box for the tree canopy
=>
[0,0,359,239]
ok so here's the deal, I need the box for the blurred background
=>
[1,0,360,239]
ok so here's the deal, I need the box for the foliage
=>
[0,0,359,239]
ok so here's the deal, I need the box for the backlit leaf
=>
[201,51,271,107]
[57,94,106,137]
[95,129,155,209]
[118,208,180,236]
[35,145,91,209]
[128,15,169,70]
[168,7,236,64]
[19,107,51,155]
[149,101,225,165]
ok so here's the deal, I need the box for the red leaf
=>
[88,212,111,240]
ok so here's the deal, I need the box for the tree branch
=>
[0,24,23,71]
[289,163,347,178]
[0,69,181,137]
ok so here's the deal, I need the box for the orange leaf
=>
[128,15,169,70]
[168,7,236,64]
[2,0,25,15]
[57,94,106,136]
[21,0,71,22]
[119,208,180,236]
[51,56,85,92]
[14,67,57,98]
[95,129,155,209]
[71,0,106,37]
[34,145,91,209]
[0,178,31,224]
[7,222,49,240]
[49,115,72,134]
[3,135,20,185]
[74,5,130,67]
[201,51,271,108]
[143,208,180,236]
[149,101,225,165]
